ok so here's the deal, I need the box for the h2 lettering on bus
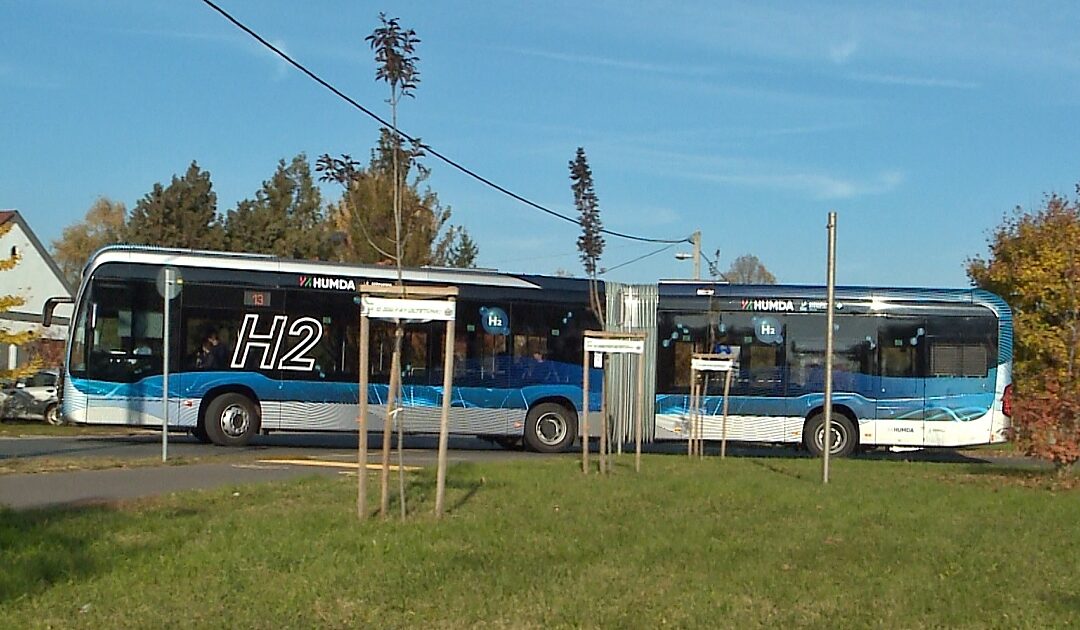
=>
[231,314,324,371]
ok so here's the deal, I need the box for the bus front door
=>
[874,319,926,446]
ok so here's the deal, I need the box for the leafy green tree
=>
[431,225,478,268]
[319,131,476,267]
[968,188,1080,470]
[570,147,604,322]
[726,254,777,284]
[51,197,127,287]
[224,155,328,259]
[968,191,1080,385]
[126,161,224,249]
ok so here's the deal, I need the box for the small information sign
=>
[360,296,456,321]
[583,337,645,354]
[691,357,735,372]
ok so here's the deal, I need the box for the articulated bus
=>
[45,246,1012,456]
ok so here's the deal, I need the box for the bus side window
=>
[878,320,924,377]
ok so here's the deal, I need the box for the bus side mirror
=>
[42,296,74,328]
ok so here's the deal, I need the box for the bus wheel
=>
[204,393,260,447]
[524,403,576,453]
[43,403,63,426]
[191,422,212,444]
[804,412,857,458]
[492,436,522,450]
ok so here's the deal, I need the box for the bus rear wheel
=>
[803,411,856,458]
[203,393,260,447]
[524,403,576,453]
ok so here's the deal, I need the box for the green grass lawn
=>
[2,456,1077,627]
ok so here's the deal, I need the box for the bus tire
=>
[523,402,576,453]
[203,393,260,447]
[803,411,856,458]
[191,422,212,444]
[492,436,522,450]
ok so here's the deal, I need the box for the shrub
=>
[1012,375,1080,472]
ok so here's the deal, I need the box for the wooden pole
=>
[380,332,402,519]
[635,351,645,473]
[581,349,590,475]
[720,369,731,459]
[688,375,697,458]
[600,365,608,475]
[434,303,456,518]
[357,312,370,520]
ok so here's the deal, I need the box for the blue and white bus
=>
[652,282,1013,456]
[46,246,1012,456]
[54,246,600,452]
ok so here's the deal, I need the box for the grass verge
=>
[0,421,156,438]
[1,456,1078,627]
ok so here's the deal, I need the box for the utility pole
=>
[823,212,837,484]
[691,230,701,280]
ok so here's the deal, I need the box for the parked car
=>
[1,369,62,425]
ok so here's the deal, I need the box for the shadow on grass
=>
[746,458,814,482]
[0,503,168,605]
[364,463,488,519]
[952,462,1079,489]
[0,496,214,605]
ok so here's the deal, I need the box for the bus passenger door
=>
[875,319,926,446]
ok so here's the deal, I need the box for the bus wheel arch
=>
[523,398,578,453]
[200,387,261,447]
[803,406,858,458]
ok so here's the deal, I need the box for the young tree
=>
[51,197,127,287]
[224,154,328,259]
[0,224,40,381]
[369,12,419,519]
[726,254,777,284]
[126,161,225,250]
[569,147,605,323]
[968,188,1080,470]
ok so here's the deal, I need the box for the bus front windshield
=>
[70,279,173,383]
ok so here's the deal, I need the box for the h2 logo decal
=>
[231,314,323,371]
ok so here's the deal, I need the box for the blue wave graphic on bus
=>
[656,391,992,422]
[69,358,605,413]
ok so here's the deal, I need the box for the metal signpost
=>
[156,267,181,463]
[581,331,647,474]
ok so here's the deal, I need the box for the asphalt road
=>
[0,430,1039,511]
[0,431,551,510]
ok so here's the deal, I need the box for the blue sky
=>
[4,1,1080,287]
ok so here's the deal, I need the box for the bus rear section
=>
[651,284,1013,455]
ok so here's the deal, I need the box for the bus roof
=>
[657,280,987,303]
[83,245,594,293]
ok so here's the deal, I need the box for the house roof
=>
[0,209,74,296]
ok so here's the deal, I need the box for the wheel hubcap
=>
[534,412,567,446]
[815,421,848,454]
[220,404,250,438]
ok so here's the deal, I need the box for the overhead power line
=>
[602,243,678,274]
[198,0,690,245]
